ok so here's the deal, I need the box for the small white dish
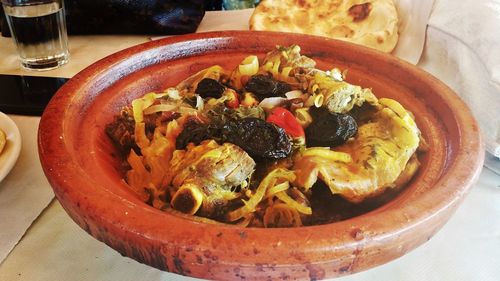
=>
[0,112,22,182]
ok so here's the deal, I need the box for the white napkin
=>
[0,116,55,263]
[418,0,500,158]
[393,0,435,64]
[196,8,254,32]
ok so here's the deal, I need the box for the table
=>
[1,9,500,281]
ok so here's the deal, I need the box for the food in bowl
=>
[106,45,424,227]
[249,0,399,53]
[38,32,483,279]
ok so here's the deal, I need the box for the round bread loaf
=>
[249,0,399,53]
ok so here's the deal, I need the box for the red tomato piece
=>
[267,107,305,138]
[224,89,240,108]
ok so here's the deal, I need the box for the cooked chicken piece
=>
[309,70,378,114]
[168,140,255,217]
[262,45,317,71]
[293,98,420,202]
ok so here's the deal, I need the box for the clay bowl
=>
[38,31,484,280]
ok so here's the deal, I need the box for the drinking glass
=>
[223,0,256,10]
[1,0,69,71]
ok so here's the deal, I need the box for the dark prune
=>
[195,78,225,99]
[305,107,357,147]
[222,118,291,160]
[176,120,220,149]
[244,74,274,97]
[182,96,198,107]
[275,80,292,96]
[244,74,292,100]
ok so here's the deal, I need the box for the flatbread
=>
[0,129,6,155]
[249,0,399,53]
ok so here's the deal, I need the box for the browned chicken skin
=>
[169,140,255,217]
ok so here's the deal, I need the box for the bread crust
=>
[249,0,399,53]
[0,129,6,155]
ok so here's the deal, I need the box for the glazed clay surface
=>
[38,31,483,280]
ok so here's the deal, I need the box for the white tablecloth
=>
[0,116,53,263]
[0,168,498,281]
[0,4,499,281]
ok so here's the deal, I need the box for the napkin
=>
[0,116,55,264]
[418,0,500,158]
[392,0,435,64]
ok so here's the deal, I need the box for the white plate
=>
[0,112,22,182]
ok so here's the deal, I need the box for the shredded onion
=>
[195,95,204,111]
[301,147,352,163]
[238,55,259,76]
[259,97,287,112]
[285,90,303,99]
[314,94,324,107]
[275,191,312,215]
[263,203,302,227]
[281,66,293,78]
[294,108,312,127]
[143,104,178,115]
[227,168,295,222]
[265,181,290,199]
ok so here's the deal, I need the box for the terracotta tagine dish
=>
[38,31,484,280]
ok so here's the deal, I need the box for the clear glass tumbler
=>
[223,0,256,10]
[2,0,69,71]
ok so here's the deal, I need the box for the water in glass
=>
[3,0,69,70]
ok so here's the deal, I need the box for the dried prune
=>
[222,118,291,160]
[275,80,292,96]
[244,74,291,100]
[176,120,220,149]
[195,78,225,99]
[306,107,357,147]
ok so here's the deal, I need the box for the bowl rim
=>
[38,30,485,276]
